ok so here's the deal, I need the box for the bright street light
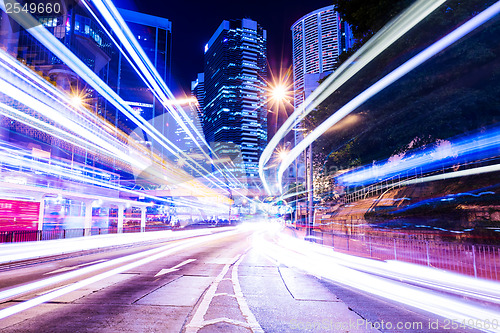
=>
[272,84,287,102]
[278,149,288,161]
[70,95,83,107]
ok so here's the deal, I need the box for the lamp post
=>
[295,89,314,236]
[307,138,313,236]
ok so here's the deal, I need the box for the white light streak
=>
[86,0,243,189]
[0,228,241,319]
[254,232,500,332]
[276,1,500,192]
[259,0,447,194]
[0,4,236,197]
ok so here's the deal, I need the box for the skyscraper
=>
[291,5,354,107]
[185,72,206,152]
[202,18,268,180]
[191,73,205,111]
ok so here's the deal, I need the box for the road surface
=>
[0,225,488,332]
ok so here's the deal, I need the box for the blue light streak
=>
[0,3,235,196]
[338,127,500,186]
[275,1,500,193]
[86,0,244,190]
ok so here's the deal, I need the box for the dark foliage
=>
[311,0,499,173]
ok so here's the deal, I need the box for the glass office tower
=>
[203,18,268,181]
[114,8,172,158]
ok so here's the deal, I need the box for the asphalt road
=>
[0,226,487,332]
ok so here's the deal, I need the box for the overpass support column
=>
[117,205,124,233]
[34,194,46,232]
[140,207,146,232]
[83,200,94,236]
[32,194,46,240]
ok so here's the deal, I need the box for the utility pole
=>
[307,143,313,236]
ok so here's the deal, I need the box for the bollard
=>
[394,238,397,260]
[426,241,430,266]
[472,245,477,278]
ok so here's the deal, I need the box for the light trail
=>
[0,2,236,196]
[88,0,204,147]
[0,146,232,213]
[274,1,500,193]
[0,50,132,156]
[259,0,447,195]
[85,0,245,190]
[0,77,148,170]
[0,55,204,195]
[0,48,152,169]
[0,101,115,162]
[337,127,500,186]
[0,51,230,211]
[0,228,242,319]
[254,230,500,332]
[399,164,500,187]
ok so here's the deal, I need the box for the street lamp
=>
[266,76,293,190]
[278,149,288,161]
[70,95,83,107]
[271,84,287,102]
[294,89,314,236]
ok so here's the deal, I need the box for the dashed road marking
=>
[184,253,263,333]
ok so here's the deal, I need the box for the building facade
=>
[291,5,354,107]
[202,18,268,179]
[114,9,173,158]
[191,72,205,111]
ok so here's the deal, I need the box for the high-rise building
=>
[15,3,113,109]
[191,73,205,111]
[202,18,268,180]
[184,72,206,152]
[291,5,354,107]
[114,9,173,158]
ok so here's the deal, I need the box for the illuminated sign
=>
[0,199,40,231]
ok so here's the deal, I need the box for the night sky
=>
[116,0,334,96]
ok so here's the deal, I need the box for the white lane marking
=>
[232,254,264,333]
[184,252,264,333]
[154,258,196,277]
[214,293,236,298]
[203,317,251,328]
[44,259,108,275]
[185,255,239,333]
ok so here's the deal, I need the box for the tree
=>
[334,0,416,45]
[310,0,500,189]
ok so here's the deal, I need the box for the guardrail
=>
[0,226,170,243]
[339,157,500,205]
[286,227,500,281]
[0,222,240,244]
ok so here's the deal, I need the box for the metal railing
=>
[286,226,500,281]
[0,222,239,244]
[339,156,500,205]
[0,226,169,243]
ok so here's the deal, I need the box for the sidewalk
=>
[238,248,379,333]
